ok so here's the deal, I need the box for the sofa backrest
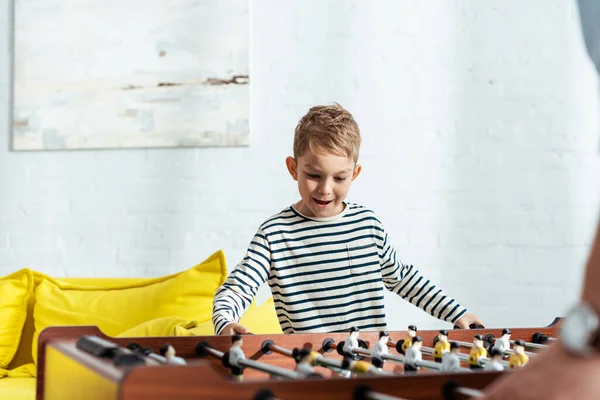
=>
[6,250,228,370]
[8,276,154,369]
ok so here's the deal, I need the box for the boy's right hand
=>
[220,322,250,335]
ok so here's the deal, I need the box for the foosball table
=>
[36,319,561,400]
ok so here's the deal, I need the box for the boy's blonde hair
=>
[293,103,361,162]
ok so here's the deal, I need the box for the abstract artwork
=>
[12,0,249,150]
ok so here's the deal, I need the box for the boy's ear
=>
[286,156,298,181]
[352,164,362,181]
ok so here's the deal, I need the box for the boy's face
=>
[286,149,361,218]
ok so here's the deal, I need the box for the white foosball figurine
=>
[484,348,506,371]
[371,330,389,369]
[342,327,360,358]
[440,341,461,373]
[491,328,512,356]
[404,336,422,373]
[229,334,246,381]
[159,343,187,365]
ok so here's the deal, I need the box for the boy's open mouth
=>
[313,198,333,207]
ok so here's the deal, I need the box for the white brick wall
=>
[0,0,599,331]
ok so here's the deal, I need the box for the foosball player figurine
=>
[294,348,316,377]
[440,341,461,373]
[342,327,360,358]
[397,325,417,355]
[468,334,487,370]
[491,328,512,356]
[229,334,246,381]
[159,343,187,365]
[403,336,422,374]
[433,329,450,362]
[508,339,529,369]
[371,331,389,369]
[484,348,505,371]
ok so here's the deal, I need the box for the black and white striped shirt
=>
[212,203,467,334]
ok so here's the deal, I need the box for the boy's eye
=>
[307,173,320,179]
[335,177,347,182]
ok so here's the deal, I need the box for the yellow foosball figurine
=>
[468,334,487,369]
[398,325,417,355]
[433,329,450,362]
[508,339,530,369]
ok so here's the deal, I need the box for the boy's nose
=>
[318,181,331,195]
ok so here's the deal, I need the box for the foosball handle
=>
[195,341,210,357]
[484,333,496,350]
[395,339,405,354]
[260,340,275,355]
[253,389,278,400]
[126,343,142,352]
[442,380,461,400]
[532,332,549,344]
[76,335,120,358]
[352,384,373,400]
[322,338,336,353]
[113,353,146,367]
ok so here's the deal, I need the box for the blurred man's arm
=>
[581,221,600,311]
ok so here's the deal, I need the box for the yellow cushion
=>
[32,250,227,363]
[0,377,35,400]
[116,317,199,337]
[188,321,214,335]
[8,276,154,370]
[240,297,282,334]
[189,297,282,335]
[0,269,33,369]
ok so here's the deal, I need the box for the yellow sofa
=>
[0,250,282,400]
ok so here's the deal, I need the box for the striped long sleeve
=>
[212,229,271,334]
[377,227,467,324]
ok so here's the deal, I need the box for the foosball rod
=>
[348,348,414,376]
[260,340,348,375]
[418,347,506,369]
[320,339,396,376]
[448,338,536,357]
[486,337,546,351]
[195,342,304,380]
[323,338,450,372]
[384,338,470,371]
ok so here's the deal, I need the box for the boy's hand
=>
[220,322,250,335]
[454,312,485,329]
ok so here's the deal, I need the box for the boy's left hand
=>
[454,312,485,329]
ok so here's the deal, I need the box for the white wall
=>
[0,0,599,331]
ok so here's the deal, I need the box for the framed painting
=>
[12,0,249,150]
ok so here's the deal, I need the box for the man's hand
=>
[454,312,485,329]
[220,322,250,335]
[481,341,600,399]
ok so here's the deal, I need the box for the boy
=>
[212,103,483,335]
